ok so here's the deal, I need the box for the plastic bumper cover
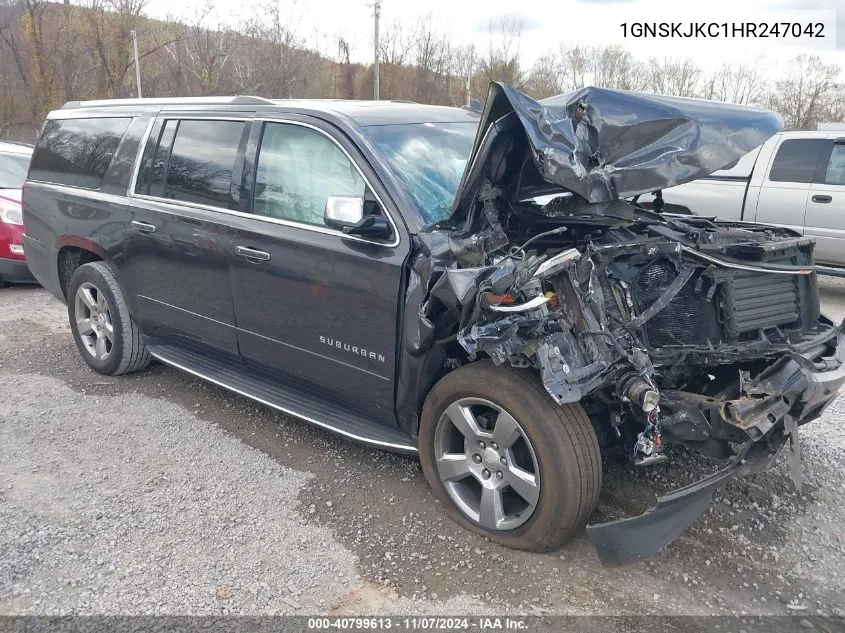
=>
[0,256,35,284]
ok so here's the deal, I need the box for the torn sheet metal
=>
[451,82,783,214]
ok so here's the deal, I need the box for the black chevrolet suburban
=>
[22,84,845,565]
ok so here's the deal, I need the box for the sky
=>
[144,0,845,74]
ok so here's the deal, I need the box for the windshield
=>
[363,122,477,224]
[0,151,31,189]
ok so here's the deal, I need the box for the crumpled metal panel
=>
[453,83,783,207]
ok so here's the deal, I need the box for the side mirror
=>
[324,195,391,240]
[324,196,365,229]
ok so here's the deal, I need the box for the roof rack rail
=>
[61,95,275,109]
[229,96,275,105]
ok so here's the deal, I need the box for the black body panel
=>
[21,99,419,448]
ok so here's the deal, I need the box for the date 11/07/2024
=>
[307,617,528,630]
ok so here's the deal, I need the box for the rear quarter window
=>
[823,144,845,186]
[0,151,32,189]
[29,117,131,189]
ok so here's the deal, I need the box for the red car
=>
[0,141,34,285]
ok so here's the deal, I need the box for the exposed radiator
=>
[627,259,804,348]
[631,260,721,347]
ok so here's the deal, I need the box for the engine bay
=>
[401,189,839,466]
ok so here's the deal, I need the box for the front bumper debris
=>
[587,323,845,566]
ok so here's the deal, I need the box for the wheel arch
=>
[57,243,104,300]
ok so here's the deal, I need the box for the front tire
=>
[67,262,151,376]
[419,361,601,552]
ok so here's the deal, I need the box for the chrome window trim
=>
[126,115,402,248]
[24,181,129,201]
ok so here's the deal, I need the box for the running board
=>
[147,344,417,454]
[816,265,845,278]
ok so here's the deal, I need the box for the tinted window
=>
[29,117,130,189]
[769,139,826,184]
[162,120,244,208]
[362,122,476,224]
[824,144,845,185]
[0,151,31,189]
[252,123,365,226]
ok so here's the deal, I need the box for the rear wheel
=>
[419,361,601,552]
[67,262,151,376]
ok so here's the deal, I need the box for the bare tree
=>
[0,0,68,118]
[81,0,149,98]
[378,18,416,100]
[164,0,232,95]
[554,45,647,93]
[0,0,842,135]
[700,62,766,105]
[449,43,476,103]
[238,0,308,98]
[335,35,355,99]
[648,57,701,97]
[524,52,562,99]
[766,55,842,130]
[410,14,450,103]
[591,45,647,91]
[478,15,523,87]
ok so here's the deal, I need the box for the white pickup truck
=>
[651,131,845,270]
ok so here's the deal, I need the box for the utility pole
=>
[465,64,473,107]
[130,29,142,98]
[372,0,381,100]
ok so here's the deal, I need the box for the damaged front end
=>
[399,83,845,565]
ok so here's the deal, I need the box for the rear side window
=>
[768,139,826,184]
[823,144,845,185]
[29,117,131,189]
[135,119,244,209]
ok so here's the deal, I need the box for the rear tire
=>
[419,360,601,552]
[67,262,151,376]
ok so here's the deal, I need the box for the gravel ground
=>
[1,282,845,616]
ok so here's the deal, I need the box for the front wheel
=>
[419,361,601,552]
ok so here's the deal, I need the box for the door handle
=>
[131,220,156,233]
[235,245,271,262]
[812,195,832,204]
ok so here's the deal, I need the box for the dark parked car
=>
[0,140,35,285]
[22,86,845,565]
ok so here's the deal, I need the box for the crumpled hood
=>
[449,83,782,220]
